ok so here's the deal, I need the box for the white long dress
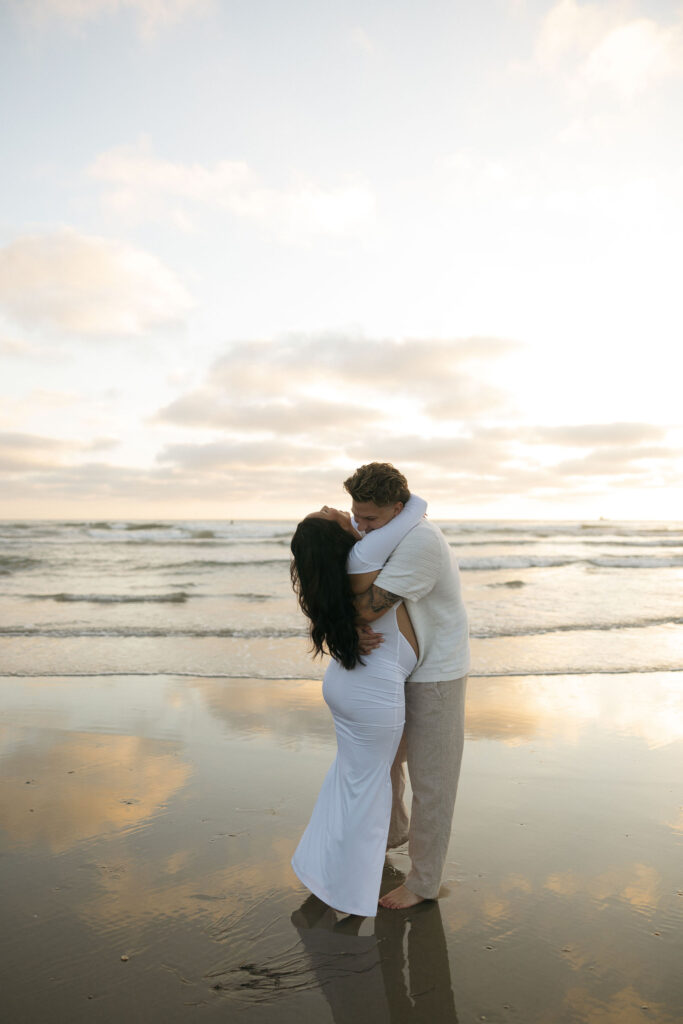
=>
[291,496,426,917]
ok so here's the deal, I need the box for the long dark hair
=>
[290,517,361,670]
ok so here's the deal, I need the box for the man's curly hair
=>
[343,462,410,506]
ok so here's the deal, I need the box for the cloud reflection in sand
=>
[0,731,190,852]
[190,672,683,751]
[562,986,677,1024]
[544,863,663,910]
[188,677,337,747]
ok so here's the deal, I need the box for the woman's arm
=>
[346,494,427,594]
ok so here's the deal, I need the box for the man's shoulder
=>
[417,518,445,536]
[414,518,447,541]
[395,518,445,554]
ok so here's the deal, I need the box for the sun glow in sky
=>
[1,0,682,519]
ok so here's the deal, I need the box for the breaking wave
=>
[0,556,42,575]
[28,592,192,604]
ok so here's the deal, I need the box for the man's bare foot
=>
[378,884,425,909]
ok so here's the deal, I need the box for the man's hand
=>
[357,623,383,655]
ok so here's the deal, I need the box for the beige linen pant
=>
[387,675,467,899]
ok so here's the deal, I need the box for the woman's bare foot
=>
[378,884,425,909]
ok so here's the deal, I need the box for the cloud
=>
[525,423,668,447]
[535,1,683,99]
[155,393,385,434]
[85,436,120,453]
[555,445,678,477]
[0,456,345,508]
[0,430,77,472]
[0,229,193,338]
[290,334,516,390]
[157,438,333,472]
[152,335,519,462]
[339,423,683,502]
[3,423,681,513]
[16,0,211,36]
[345,433,510,473]
[0,429,121,475]
[535,0,611,69]
[1,460,174,500]
[423,382,513,421]
[201,333,517,404]
[581,18,682,99]
[146,335,680,507]
[88,142,377,240]
[2,329,679,514]
[0,335,36,357]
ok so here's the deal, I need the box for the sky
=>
[1,0,682,520]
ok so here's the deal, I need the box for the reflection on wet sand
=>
[190,677,336,746]
[0,673,681,1023]
[291,865,458,1024]
[562,984,677,1024]
[465,672,683,747]
[0,730,190,852]
[191,673,683,751]
[544,862,662,910]
[291,896,389,1023]
[376,886,458,1023]
[464,676,600,743]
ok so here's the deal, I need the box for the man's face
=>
[351,499,403,533]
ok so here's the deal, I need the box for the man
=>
[344,462,470,909]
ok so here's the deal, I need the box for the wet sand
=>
[1,672,682,1023]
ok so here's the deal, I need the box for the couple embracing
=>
[290,462,470,915]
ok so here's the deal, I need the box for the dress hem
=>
[291,858,379,918]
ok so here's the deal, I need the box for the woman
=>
[290,495,427,916]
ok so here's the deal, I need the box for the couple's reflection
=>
[291,864,458,1023]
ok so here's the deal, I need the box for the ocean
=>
[2,517,683,681]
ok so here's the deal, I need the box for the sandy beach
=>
[2,670,681,1023]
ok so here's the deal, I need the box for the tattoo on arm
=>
[369,585,401,612]
[356,584,402,620]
